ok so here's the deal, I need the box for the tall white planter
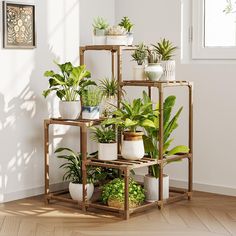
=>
[59,101,81,119]
[121,132,144,160]
[127,33,134,45]
[98,143,117,161]
[133,65,145,81]
[144,175,169,202]
[69,182,94,201]
[160,60,175,81]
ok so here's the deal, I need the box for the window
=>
[192,0,236,59]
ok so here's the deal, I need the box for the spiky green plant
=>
[118,16,134,33]
[99,77,118,98]
[152,38,178,61]
[93,17,109,30]
[131,43,147,65]
[81,86,103,107]
[91,125,116,143]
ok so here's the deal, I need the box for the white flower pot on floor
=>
[159,60,175,81]
[82,106,100,120]
[144,174,169,202]
[133,65,145,81]
[59,100,81,119]
[69,182,94,201]
[98,143,117,161]
[121,132,144,160]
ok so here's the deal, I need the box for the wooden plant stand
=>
[44,45,193,220]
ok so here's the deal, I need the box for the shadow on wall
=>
[0,0,80,202]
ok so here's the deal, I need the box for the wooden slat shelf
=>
[80,45,137,52]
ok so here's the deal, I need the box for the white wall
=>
[115,0,236,196]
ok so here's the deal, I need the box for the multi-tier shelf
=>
[44,45,193,220]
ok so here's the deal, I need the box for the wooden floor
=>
[0,191,236,236]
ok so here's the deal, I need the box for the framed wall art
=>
[3,1,36,49]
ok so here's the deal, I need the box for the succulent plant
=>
[119,16,134,33]
[146,48,161,64]
[131,43,148,65]
[107,25,127,36]
[152,38,178,61]
[93,17,109,30]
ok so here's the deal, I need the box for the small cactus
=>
[147,48,161,63]
[107,25,127,36]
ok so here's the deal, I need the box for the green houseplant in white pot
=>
[106,25,127,45]
[119,16,134,45]
[92,17,109,45]
[142,93,189,202]
[104,93,156,160]
[131,43,147,81]
[144,48,163,81]
[54,147,99,201]
[91,125,117,161]
[43,62,95,119]
[81,86,103,120]
[153,38,178,81]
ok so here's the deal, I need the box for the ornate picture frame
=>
[3,1,36,49]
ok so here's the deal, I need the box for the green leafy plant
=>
[152,38,178,61]
[142,92,189,178]
[42,62,95,101]
[146,47,161,63]
[99,77,119,98]
[103,93,156,132]
[82,86,103,107]
[224,0,236,13]
[93,17,109,30]
[91,125,116,143]
[118,16,134,33]
[55,147,100,184]
[101,178,145,207]
[131,43,148,65]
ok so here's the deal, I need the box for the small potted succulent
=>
[101,178,145,208]
[144,47,163,81]
[131,43,147,81]
[152,38,178,81]
[81,86,103,120]
[91,125,117,161]
[106,25,127,45]
[42,62,95,119]
[99,77,119,117]
[142,93,189,201]
[92,17,109,45]
[119,16,134,45]
[103,92,156,160]
[54,147,99,201]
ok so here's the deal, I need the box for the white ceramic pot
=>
[100,96,117,117]
[144,174,169,202]
[133,65,145,81]
[106,35,127,45]
[82,106,100,120]
[93,35,106,45]
[69,182,94,201]
[59,100,81,119]
[145,63,163,81]
[160,60,176,81]
[121,132,144,160]
[94,28,106,36]
[127,33,134,45]
[98,142,117,161]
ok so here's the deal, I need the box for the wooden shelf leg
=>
[44,120,50,204]
[124,168,130,220]
[111,50,116,78]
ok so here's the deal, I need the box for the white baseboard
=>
[0,182,69,203]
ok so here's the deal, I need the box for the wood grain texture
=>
[0,191,235,236]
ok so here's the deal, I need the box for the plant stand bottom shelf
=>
[45,187,192,220]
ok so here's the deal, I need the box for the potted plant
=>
[99,77,120,117]
[142,92,189,201]
[119,16,134,45]
[92,17,109,45]
[152,38,178,81]
[91,125,117,161]
[144,47,163,81]
[101,178,145,208]
[54,147,98,201]
[106,25,127,45]
[81,85,103,120]
[131,43,147,81]
[103,94,156,160]
[42,62,95,119]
